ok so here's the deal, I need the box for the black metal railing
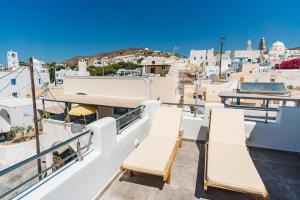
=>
[0,130,93,199]
[116,106,145,134]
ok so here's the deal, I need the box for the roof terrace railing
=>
[224,104,278,123]
[0,130,93,199]
[162,102,278,123]
[162,102,205,117]
[116,105,145,135]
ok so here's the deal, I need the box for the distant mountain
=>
[63,48,176,65]
[289,47,300,50]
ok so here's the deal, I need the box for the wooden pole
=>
[29,57,42,179]
[219,37,225,79]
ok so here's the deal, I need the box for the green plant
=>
[6,129,17,140]
[26,125,33,133]
[48,65,65,83]
[287,85,294,90]
[87,62,141,76]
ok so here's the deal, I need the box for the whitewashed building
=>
[55,59,90,85]
[7,50,19,70]
[189,49,216,67]
[0,52,49,98]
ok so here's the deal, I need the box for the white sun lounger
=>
[149,107,183,145]
[204,108,269,199]
[121,106,183,183]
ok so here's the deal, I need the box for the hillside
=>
[63,47,176,65]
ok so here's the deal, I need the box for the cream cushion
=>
[209,108,246,146]
[122,135,177,175]
[207,141,267,194]
[149,107,182,138]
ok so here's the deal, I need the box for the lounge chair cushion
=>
[207,141,267,194]
[122,135,178,175]
[149,107,182,138]
[209,108,246,146]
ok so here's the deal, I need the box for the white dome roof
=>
[271,41,286,51]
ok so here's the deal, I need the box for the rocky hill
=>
[63,47,176,65]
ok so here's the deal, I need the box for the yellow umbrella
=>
[69,105,96,116]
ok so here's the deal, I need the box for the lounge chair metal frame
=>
[203,110,269,200]
[121,129,184,184]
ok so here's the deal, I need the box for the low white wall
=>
[0,135,46,169]
[181,104,300,153]
[246,106,300,152]
[64,76,149,99]
[19,102,154,200]
[182,116,206,141]
[41,119,86,151]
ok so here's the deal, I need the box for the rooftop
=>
[239,82,289,95]
[97,141,300,200]
[42,94,144,109]
[0,98,35,108]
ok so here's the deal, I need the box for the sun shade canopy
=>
[69,106,96,116]
[42,95,143,109]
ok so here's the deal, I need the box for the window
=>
[38,78,41,85]
[114,108,128,115]
[194,57,196,60]
[12,92,18,97]
[152,61,155,65]
[150,67,155,74]
[11,79,16,85]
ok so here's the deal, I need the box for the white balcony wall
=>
[181,105,300,153]
[246,106,300,152]
[19,102,155,200]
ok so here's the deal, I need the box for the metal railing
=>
[224,104,278,123]
[0,130,93,199]
[116,106,145,134]
[162,102,277,123]
[162,102,205,117]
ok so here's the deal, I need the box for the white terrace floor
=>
[97,141,300,200]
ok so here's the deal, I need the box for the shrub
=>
[6,129,17,141]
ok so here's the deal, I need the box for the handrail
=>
[162,102,205,117]
[116,106,144,134]
[224,104,279,112]
[162,102,204,108]
[0,130,91,177]
[0,130,93,199]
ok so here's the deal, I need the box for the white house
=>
[204,66,220,77]
[189,49,216,67]
[55,59,90,85]
[0,51,50,98]
[0,98,43,133]
[0,67,49,98]
[7,50,19,70]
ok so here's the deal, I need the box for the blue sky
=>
[0,0,299,63]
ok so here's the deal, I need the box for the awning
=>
[69,106,96,116]
[38,106,65,115]
[42,94,144,108]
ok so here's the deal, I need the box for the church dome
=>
[271,41,286,51]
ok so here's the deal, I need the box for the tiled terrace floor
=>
[97,141,300,200]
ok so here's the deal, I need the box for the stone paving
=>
[98,141,300,200]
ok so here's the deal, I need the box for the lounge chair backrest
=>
[209,108,246,146]
[149,107,182,138]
